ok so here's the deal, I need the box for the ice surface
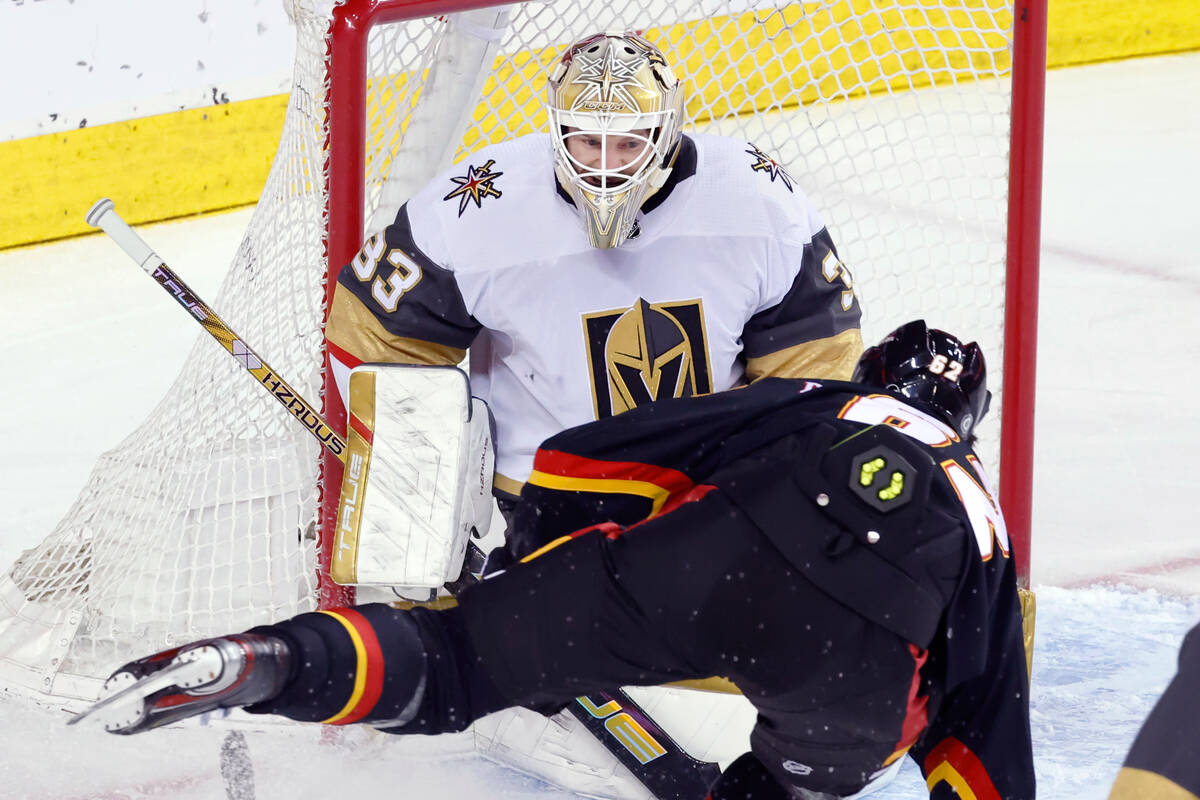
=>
[2,51,1199,798]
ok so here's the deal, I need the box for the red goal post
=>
[1000,0,1045,590]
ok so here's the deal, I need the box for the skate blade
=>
[68,647,224,731]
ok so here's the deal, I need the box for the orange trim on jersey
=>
[836,393,886,421]
[923,736,1002,800]
[316,608,386,725]
[528,450,695,517]
[836,394,960,446]
[883,644,929,766]
[940,456,1009,561]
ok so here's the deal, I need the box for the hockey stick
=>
[84,198,346,462]
[86,199,721,798]
[568,689,722,799]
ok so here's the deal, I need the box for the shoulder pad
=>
[830,427,932,514]
[794,424,935,541]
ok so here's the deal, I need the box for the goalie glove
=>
[68,633,292,735]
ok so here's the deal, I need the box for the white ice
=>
[2,51,1199,798]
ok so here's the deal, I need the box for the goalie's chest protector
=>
[406,134,822,484]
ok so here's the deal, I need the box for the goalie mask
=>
[854,320,991,439]
[548,32,684,249]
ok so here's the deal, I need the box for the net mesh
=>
[0,0,1017,705]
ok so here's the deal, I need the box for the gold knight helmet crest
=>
[605,298,697,413]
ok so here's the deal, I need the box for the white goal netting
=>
[0,0,1023,705]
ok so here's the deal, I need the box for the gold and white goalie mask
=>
[548,32,684,249]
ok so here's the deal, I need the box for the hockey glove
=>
[68,633,292,735]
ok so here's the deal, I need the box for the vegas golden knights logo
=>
[583,298,712,418]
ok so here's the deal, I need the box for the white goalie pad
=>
[331,364,494,589]
[472,686,754,800]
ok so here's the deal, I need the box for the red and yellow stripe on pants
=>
[924,737,1001,800]
[317,608,386,725]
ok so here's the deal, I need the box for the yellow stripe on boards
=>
[316,609,370,724]
[463,0,1014,152]
[1049,0,1200,68]
[2,0,1197,250]
[0,94,287,250]
[662,0,1013,120]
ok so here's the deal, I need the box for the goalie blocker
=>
[331,364,495,596]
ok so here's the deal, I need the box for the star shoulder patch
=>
[443,159,504,216]
[745,143,795,192]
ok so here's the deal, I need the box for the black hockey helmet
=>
[853,320,991,438]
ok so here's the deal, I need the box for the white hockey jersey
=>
[326,133,861,494]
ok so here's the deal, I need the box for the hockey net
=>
[0,0,1042,705]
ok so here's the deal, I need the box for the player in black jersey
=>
[74,321,1034,800]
